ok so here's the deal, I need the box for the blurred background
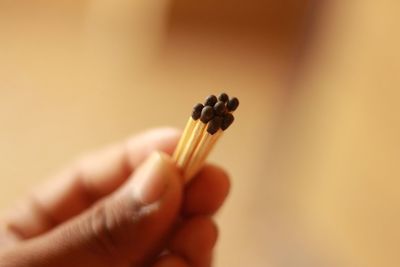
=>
[0,0,399,266]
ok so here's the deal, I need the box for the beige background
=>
[0,1,399,266]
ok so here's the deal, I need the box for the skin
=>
[0,128,230,267]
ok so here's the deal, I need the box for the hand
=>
[0,128,230,267]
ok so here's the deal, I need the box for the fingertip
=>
[170,217,218,258]
[198,164,231,194]
[184,164,231,216]
[129,151,182,205]
[152,255,189,267]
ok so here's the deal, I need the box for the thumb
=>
[4,152,183,267]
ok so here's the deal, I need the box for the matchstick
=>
[176,105,214,169]
[184,112,235,180]
[172,93,239,183]
[184,116,223,180]
[184,104,236,181]
[173,103,204,161]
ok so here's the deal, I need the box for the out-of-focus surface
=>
[0,1,399,267]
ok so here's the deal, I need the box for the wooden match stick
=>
[181,98,226,173]
[173,93,239,182]
[176,105,214,169]
[184,105,236,181]
[184,116,223,180]
[184,112,235,180]
[173,103,204,161]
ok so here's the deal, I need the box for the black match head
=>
[213,101,227,116]
[227,97,239,112]
[200,106,214,123]
[204,95,218,107]
[207,116,223,135]
[191,103,204,120]
[218,93,229,103]
[221,113,234,130]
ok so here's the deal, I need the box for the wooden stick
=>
[173,117,196,161]
[184,130,222,181]
[176,106,214,169]
[184,112,235,181]
[173,103,204,161]
[176,120,207,168]
[173,93,239,183]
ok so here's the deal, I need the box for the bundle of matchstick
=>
[173,93,239,182]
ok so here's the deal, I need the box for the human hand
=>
[0,128,230,267]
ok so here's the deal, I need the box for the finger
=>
[183,165,230,216]
[169,217,217,267]
[2,128,180,241]
[2,152,183,267]
[152,255,189,267]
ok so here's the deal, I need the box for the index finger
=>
[2,128,180,241]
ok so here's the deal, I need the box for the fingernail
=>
[132,151,176,205]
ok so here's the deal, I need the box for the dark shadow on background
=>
[163,0,323,85]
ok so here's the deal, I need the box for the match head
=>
[207,116,223,135]
[218,93,229,103]
[213,101,227,116]
[204,95,218,107]
[200,106,214,123]
[221,113,235,130]
[227,97,239,112]
[191,103,204,120]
